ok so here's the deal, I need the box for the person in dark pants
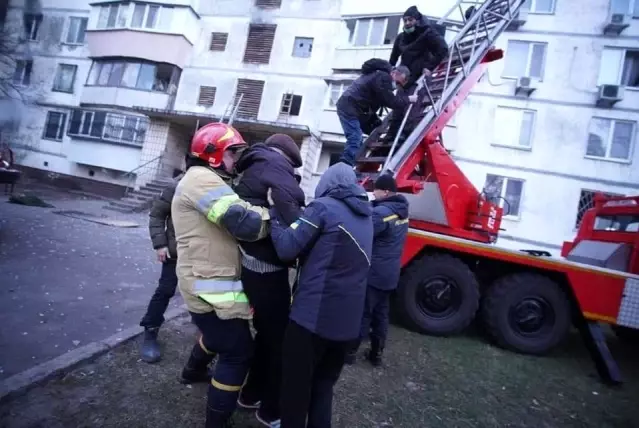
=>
[336,59,416,166]
[233,134,306,427]
[269,163,373,428]
[346,175,409,367]
[384,6,449,143]
[139,172,183,363]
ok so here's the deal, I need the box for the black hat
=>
[403,6,422,20]
[374,174,397,192]
[264,134,303,168]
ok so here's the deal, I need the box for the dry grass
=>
[1,316,637,428]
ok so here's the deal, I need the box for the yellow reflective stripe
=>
[383,214,398,222]
[199,335,215,356]
[198,291,249,305]
[211,378,242,392]
[207,194,240,223]
[291,222,299,230]
[396,218,409,225]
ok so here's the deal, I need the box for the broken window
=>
[280,94,302,116]
[23,13,42,40]
[292,37,313,58]
[13,60,32,86]
[483,174,524,218]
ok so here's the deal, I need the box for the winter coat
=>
[171,166,270,317]
[234,144,305,267]
[336,58,409,126]
[270,163,373,342]
[368,195,410,291]
[148,174,182,259]
[389,15,449,85]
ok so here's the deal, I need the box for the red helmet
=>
[190,123,246,168]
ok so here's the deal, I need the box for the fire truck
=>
[354,0,638,384]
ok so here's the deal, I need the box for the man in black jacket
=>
[233,133,306,427]
[384,5,449,144]
[346,174,409,367]
[139,172,183,363]
[336,59,417,166]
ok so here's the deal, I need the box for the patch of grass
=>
[1,317,636,428]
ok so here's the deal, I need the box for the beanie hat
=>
[264,134,303,168]
[403,6,422,20]
[374,174,397,193]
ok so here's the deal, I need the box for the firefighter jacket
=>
[171,166,270,318]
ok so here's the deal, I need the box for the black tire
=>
[482,273,571,355]
[612,326,639,343]
[397,253,480,336]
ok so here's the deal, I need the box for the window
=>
[575,189,624,228]
[610,0,639,17]
[329,152,342,166]
[13,60,32,86]
[97,3,172,30]
[594,214,639,232]
[292,37,313,58]
[66,17,88,44]
[243,24,277,64]
[493,107,535,148]
[52,64,77,93]
[233,79,265,120]
[598,48,639,88]
[502,40,547,80]
[255,0,282,8]
[326,81,352,108]
[521,0,556,13]
[197,86,217,106]
[346,16,402,46]
[43,112,67,141]
[23,13,42,40]
[586,117,635,162]
[280,94,302,116]
[210,32,228,51]
[68,109,148,146]
[87,59,181,93]
[483,174,524,218]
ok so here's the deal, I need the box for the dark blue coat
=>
[270,163,373,341]
[368,195,410,291]
[234,144,305,266]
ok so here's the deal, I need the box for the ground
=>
[0,185,181,380]
[0,315,637,428]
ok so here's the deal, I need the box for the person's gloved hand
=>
[156,247,170,263]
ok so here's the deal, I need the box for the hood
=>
[315,163,371,217]
[361,58,392,75]
[235,143,291,174]
[374,194,409,219]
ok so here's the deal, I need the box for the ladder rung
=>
[357,157,387,163]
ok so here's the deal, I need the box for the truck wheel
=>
[482,273,571,355]
[397,253,479,336]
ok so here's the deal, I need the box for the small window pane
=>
[97,6,109,28]
[354,20,370,46]
[529,43,546,79]
[137,64,155,90]
[44,112,65,140]
[97,62,113,85]
[586,118,611,157]
[88,62,101,85]
[610,0,630,14]
[533,0,554,13]
[81,112,93,134]
[153,64,173,92]
[106,5,118,28]
[117,3,129,27]
[503,41,529,77]
[369,18,385,46]
[108,62,124,86]
[346,19,356,43]
[518,111,534,147]
[53,64,76,92]
[621,51,639,88]
[131,4,145,28]
[384,15,401,44]
[598,48,624,86]
[122,117,138,141]
[505,179,523,216]
[145,6,159,28]
[158,7,173,31]
[633,0,639,17]
[610,121,633,160]
[121,63,140,87]
[483,174,504,201]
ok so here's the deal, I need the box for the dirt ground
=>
[0,315,637,428]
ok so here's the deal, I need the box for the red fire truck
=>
[355,0,638,384]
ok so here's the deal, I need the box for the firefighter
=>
[172,123,270,428]
[336,59,417,166]
[233,134,305,426]
[268,163,373,428]
[139,164,184,364]
[384,5,449,144]
[346,174,409,366]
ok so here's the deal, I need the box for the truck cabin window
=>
[593,215,639,232]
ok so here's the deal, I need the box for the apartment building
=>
[2,0,341,196]
[310,0,639,254]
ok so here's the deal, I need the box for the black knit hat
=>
[264,134,303,168]
[403,6,422,19]
[374,174,397,192]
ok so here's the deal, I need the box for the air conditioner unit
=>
[514,76,537,97]
[596,84,624,108]
[506,10,528,31]
[603,13,630,36]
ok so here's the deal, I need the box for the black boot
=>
[140,328,161,364]
[365,338,383,367]
[344,340,361,365]
[181,342,215,384]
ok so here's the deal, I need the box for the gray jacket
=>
[148,175,182,259]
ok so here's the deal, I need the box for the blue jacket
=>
[270,163,373,341]
[368,195,409,291]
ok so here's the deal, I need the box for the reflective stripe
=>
[208,195,241,223]
[300,217,319,228]
[396,218,409,225]
[211,378,242,392]
[199,335,215,355]
[338,225,371,266]
[193,278,243,293]
[291,222,299,230]
[196,185,236,213]
[383,214,398,222]
[199,291,249,305]
[239,245,284,273]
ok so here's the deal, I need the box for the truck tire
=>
[397,254,480,336]
[482,273,571,355]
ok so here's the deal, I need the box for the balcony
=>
[81,86,174,110]
[86,1,199,68]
